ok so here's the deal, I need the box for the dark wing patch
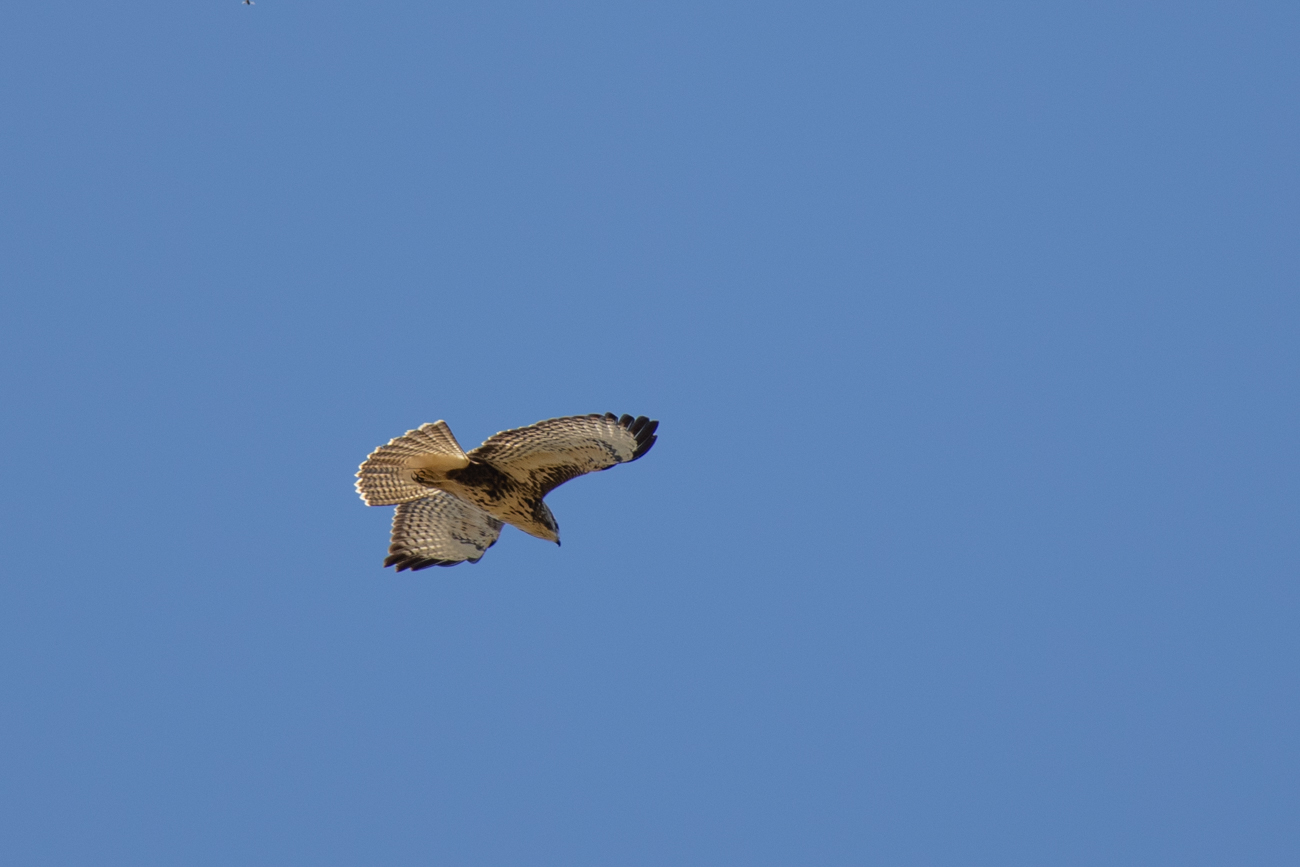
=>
[626,415,658,459]
[469,413,659,495]
[384,490,504,571]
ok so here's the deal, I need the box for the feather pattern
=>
[355,421,470,506]
[471,412,658,485]
[357,413,658,569]
[384,490,504,571]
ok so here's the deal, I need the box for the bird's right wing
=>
[356,421,471,506]
[469,413,658,495]
[384,490,504,570]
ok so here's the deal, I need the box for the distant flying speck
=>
[356,413,659,570]
[243,1,253,5]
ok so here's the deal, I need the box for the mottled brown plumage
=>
[357,413,658,570]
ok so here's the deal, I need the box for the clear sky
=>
[1,3,1297,865]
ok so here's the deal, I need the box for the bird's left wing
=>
[384,490,504,571]
[469,413,658,495]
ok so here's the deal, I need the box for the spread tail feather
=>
[356,421,470,506]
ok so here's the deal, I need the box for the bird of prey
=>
[356,413,658,570]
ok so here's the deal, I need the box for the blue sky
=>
[1,2,1297,865]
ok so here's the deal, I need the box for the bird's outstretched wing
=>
[356,421,471,506]
[384,490,504,570]
[469,413,658,496]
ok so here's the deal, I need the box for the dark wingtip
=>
[385,551,463,571]
[618,415,658,460]
[634,434,656,460]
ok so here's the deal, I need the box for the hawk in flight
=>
[356,413,658,570]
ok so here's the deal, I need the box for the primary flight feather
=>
[356,413,658,570]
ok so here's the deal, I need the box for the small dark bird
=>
[357,413,658,569]
[243,1,253,5]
